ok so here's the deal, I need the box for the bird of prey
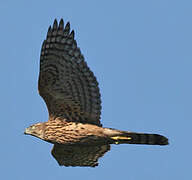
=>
[24,19,168,167]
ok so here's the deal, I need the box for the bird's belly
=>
[45,132,109,146]
[44,122,109,145]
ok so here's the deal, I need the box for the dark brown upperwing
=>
[51,144,110,167]
[38,19,102,126]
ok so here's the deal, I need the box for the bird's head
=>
[24,123,45,139]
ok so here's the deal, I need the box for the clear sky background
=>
[1,0,191,179]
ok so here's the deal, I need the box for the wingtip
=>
[47,25,52,37]
[65,22,70,30]
[53,19,58,29]
[69,30,75,39]
[58,19,64,30]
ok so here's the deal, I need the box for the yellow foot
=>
[111,136,132,140]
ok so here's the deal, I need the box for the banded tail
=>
[110,132,168,145]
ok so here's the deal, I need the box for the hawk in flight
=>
[25,19,168,167]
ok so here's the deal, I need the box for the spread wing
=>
[51,144,110,167]
[38,19,102,126]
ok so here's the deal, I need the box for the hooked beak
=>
[24,128,30,135]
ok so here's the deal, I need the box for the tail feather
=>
[111,132,168,145]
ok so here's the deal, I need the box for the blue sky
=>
[1,0,191,179]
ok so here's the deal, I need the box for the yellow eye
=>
[31,126,36,130]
